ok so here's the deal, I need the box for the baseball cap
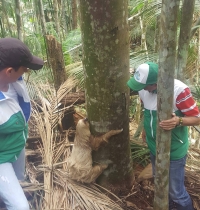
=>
[0,37,44,70]
[127,62,158,91]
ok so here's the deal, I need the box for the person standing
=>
[0,37,44,210]
[127,62,200,210]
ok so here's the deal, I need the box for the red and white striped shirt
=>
[176,87,200,117]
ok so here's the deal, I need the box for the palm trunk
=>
[155,0,180,209]
[79,0,134,193]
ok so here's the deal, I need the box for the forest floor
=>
[122,120,200,210]
[0,119,199,210]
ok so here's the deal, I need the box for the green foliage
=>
[130,141,150,167]
[130,51,158,69]
[63,29,82,64]
[193,85,200,107]
[130,1,145,15]
[64,53,73,65]
[65,62,84,88]
[129,95,138,117]
[24,33,46,58]
[28,65,54,84]
[63,28,82,51]
[46,22,59,38]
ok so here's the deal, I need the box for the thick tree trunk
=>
[45,35,67,91]
[79,0,134,193]
[155,0,180,209]
[176,0,195,80]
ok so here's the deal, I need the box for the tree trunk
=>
[2,0,13,36]
[139,0,148,58]
[154,0,161,53]
[71,0,78,30]
[176,0,195,80]
[45,35,67,91]
[155,0,180,209]
[38,0,47,35]
[60,0,68,37]
[14,0,23,41]
[53,0,61,40]
[79,0,134,193]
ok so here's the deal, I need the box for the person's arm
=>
[159,113,200,130]
[159,87,200,130]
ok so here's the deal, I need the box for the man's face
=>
[0,66,29,92]
[6,66,28,83]
[144,84,157,93]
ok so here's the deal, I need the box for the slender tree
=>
[1,0,13,36]
[38,0,47,35]
[176,0,195,81]
[52,0,61,40]
[0,18,5,38]
[79,0,134,192]
[154,0,180,209]
[71,0,78,30]
[14,0,23,41]
[60,0,68,37]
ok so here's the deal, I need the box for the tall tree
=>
[14,0,23,41]
[1,0,13,36]
[155,0,180,209]
[79,0,134,192]
[38,0,47,35]
[60,0,68,37]
[176,0,195,81]
[71,0,78,30]
[52,0,61,40]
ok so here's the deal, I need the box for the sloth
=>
[67,118,123,183]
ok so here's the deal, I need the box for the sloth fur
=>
[67,118,122,183]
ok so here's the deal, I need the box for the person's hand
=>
[159,113,179,130]
[142,130,146,143]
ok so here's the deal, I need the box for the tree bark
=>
[2,0,13,36]
[14,0,23,41]
[38,0,47,35]
[45,35,67,91]
[71,0,78,30]
[155,0,180,209]
[53,0,61,40]
[79,0,134,193]
[176,0,195,80]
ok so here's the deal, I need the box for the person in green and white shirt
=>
[127,62,200,210]
[0,37,43,210]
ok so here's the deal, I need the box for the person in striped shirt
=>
[127,62,200,210]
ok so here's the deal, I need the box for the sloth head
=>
[76,118,91,140]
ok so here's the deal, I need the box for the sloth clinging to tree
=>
[67,118,123,183]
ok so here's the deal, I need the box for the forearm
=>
[175,116,200,126]
[159,113,200,130]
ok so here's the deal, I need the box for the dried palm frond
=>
[29,78,123,210]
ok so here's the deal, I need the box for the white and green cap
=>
[127,62,158,91]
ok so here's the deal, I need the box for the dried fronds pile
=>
[27,78,123,210]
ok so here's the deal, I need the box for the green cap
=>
[127,62,158,91]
